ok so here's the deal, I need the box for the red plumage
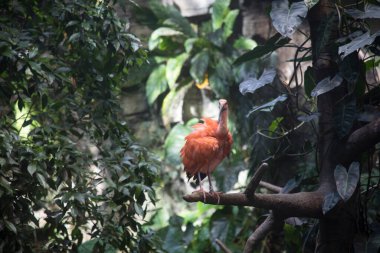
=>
[180,99,233,193]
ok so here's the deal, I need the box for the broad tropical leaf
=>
[270,0,308,38]
[322,191,341,214]
[247,94,287,117]
[338,30,380,58]
[345,4,380,19]
[334,96,356,138]
[190,50,209,83]
[334,162,360,201]
[166,53,189,89]
[311,74,343,97]
[234,33,290,65]
[146,64,168,104]
[239,69,276,95]
[149,27,183,50]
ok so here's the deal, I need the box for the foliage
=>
[132,0,380,252]
[134,0,256,107]
[0,0,160,252]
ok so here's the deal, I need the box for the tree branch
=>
[215,239,232,253]
[259,181,282,193]
[183,191,324,218]
[340,118,380,164]
[245,163,269,198]
[243,213,284,253]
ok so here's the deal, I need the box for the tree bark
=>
[308,1,357,251]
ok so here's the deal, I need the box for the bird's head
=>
[217,99,229,135]
[219,99,228,112]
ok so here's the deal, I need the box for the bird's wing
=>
[180,136,220,178]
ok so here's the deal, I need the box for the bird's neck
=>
[217,110,228,136]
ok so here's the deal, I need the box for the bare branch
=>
[183,191,324,218]
[245,163,269,198]
[259,181,282,193]
[215,239,232,253]
[243,213,284,253]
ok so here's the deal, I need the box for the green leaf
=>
[334,162,360,201]
[304,66,316,98]
[5,220,17,234]
[234,33,290,65]
[68,32,80,43]
[367,230,380,253]
[223,9,239,40]
[334,96,356,138]
[27,163,38,176]
[270,1,308,38]
[304,0,319,8]
[166,53,188,89]
[134,202,144,217]
[164,123,192,165]
[247,94,288,117]
[146,64,168,104]
[148,27,183,50]
[190,50,209,83]
[315,13,335,58]
[233,37,257,50]
[268,117,284,134]
[161,83,192,128]
[239,68,276,95]
[311,74,343,97]
[212,0,230,30]
[345,4,380,19]
[322,191,341,214]
[36,173,48,189]
[339,30,380,59]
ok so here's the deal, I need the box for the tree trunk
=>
[308,1,357,251]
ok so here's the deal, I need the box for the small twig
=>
[245,163,269,198]
[215,239,232,253]
[243,213,284,253]
[259,181,282,193]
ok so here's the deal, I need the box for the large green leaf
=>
[345,4,380,19]
[190,50,209,84]
[239,68,276,95]
[322,191,341,214]
[334,96,356,138]
[234,33,290,65]
[247,94,288,117]
[338,30,380,59]
[334,162,360,201]
[223,9,239,40]
[304,66,316,98]
[270,0,308,38]
[148,27,183,50]
[164,122,193,165]
[166,53,189,89]
[146,64,168,104]
[211,0,230,30]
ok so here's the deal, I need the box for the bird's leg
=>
[196,172,206,202]
[207,172,220,204]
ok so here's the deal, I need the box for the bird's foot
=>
[192,189,207,202]
[209,190,223,205]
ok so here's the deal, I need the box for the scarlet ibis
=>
[180,99,233,200]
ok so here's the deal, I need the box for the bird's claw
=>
[209,191,222,205]
[192,189,207,203]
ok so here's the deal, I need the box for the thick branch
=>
[243,213,284,253]
[340,118,380,164]
[183,191,324,218]
[245,163,269,198]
